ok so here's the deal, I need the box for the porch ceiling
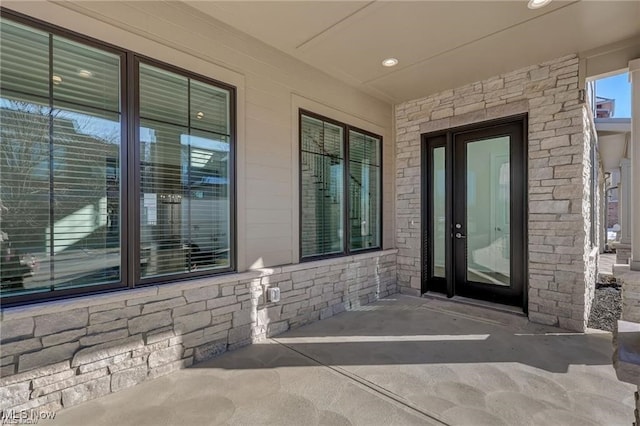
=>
[185,1,640,104]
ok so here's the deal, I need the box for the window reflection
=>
[0,18,122,295]
[300,114,381,259]
[138,64,231,278]
[0,16,235,302]
[466,136,510,286]
[300,115,344,258]
[432,147,446,278]
[0,101,121,292]
[349,131,381,251]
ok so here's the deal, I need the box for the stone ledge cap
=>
[1,287,158,322]
[610,241,631,250]
[613,263,632,276]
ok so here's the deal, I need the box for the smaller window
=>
[300,111,382,260]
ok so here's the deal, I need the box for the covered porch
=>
[1,1,640,421]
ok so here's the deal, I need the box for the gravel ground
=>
[588,275,622,332]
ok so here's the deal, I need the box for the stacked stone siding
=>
[0,250,396,413]
[618,269,640,324]
[395,54,596,331]
[581,106,599,328]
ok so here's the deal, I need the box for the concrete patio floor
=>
[49,295,634,425]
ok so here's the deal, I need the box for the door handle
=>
[455,232,466,239]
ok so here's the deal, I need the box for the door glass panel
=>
[432,147,446,278]
[466,136,510,286]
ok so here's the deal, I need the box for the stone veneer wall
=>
[624,277,640,324]
[618,268,640,324]
[395,54,597,331]
[0,250,396,413]
[581,106,599,329]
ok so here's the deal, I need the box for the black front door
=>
[422,117,527,309]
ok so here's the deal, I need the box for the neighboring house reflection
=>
[0,101,120,290]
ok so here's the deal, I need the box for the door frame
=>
[420,115,528,311]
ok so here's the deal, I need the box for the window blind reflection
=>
[301,115,344,258]
[349,130,381,251]
[300,114,381,259]
[0,19,122,295]
[138,63,231,278]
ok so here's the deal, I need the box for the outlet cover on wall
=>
[267,287,281,303]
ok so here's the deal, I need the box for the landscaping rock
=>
[588,277,622,332]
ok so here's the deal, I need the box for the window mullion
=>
[127,53,138,288]
[187,78,192,272]
[344,125,350,255]
[47,33,55,288]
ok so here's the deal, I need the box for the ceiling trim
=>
[295,1,376,50]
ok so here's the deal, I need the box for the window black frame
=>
[299,109,383,262]
[132,55,236,286]
[0,9,236,307]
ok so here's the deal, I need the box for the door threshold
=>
[422,292,526,317]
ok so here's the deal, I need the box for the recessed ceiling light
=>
[52,75,63,85]
[382,58,398,67]
[196,111,205,119]
[528,0,552,9]
[78,69,93,78]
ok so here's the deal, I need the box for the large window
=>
[300,111,381,260]
[0,13,234,305]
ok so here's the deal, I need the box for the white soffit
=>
[186,1,639,103]
[598,133,629,172]
[596,118,631,172]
